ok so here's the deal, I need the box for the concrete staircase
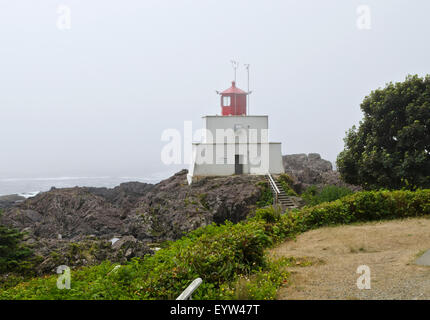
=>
[266,174,298,210]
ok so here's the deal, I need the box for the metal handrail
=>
[176,278,203,300]
[267,173,280,194]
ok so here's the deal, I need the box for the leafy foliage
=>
[337,75,430,190]
[294,189,430,231]
[230,258,291,300]
[254,206,281,223]
[277,174,298,196]
[256,174,297,208]
[301,185,353,206]
[0,222,33,275]
[1,189,429,300]
[256,181,273,207]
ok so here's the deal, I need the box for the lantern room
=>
[219,81,248,116]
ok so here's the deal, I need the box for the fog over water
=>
[1,1,430,194]
[0,176,165,196]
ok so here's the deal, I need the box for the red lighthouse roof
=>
[221,81,247,95]
[219,81,248,116]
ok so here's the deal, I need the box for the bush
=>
[302,185,353,206]
[254,206,281,223]
[138,220,273,300]
[0,220,274,300]
[256,181,273,207]
[296,189,430,231]
[277,174,298,196]
[0,223,33,274]
[231,259,290,300]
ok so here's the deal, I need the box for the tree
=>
[337,75,430,190]
[0,218,32,274]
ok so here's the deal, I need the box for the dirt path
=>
[270,217,430,300]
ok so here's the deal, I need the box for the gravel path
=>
[270,217,430,300]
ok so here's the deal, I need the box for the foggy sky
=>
[1,0,430,179]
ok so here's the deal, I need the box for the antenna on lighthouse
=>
[230,60,239,115]
[230,60,239,82]
[244,63,250,115]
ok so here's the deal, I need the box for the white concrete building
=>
[187,81,284,184]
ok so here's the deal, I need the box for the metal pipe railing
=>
[176,278,203,300]
[267,173,280,205]
[267,173,280,194]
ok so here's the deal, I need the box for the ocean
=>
[0,174,171,198]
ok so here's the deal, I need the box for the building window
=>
[223,96,231,107]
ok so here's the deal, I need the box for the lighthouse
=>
[187,80,284,184]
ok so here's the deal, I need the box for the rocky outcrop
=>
[0,170,266,274]
[23,235,151,275]
[283,153,361,192]
[124,170,264,241]
[1,182,153,239]
[0,194,25,210]
[2,187,129,240]
[283,153,333,174]
[84,182,153,214]
[0,171,264,242]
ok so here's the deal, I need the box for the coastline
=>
[0,175,169,198]
[0,176,165,210]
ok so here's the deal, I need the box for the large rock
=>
[0,170,265,243]
[283,153,333,173]
[124,170,264,241]
[1,188,127,240]
[26,237,151,275]
[111,235,149,259]
[283,153,360,192]
[0,194,25,210]
[84,182,153,215]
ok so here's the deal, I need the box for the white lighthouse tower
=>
[187,80,284,184]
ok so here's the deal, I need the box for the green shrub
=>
[296,189,430,231]
[230,259,290,300]
[256,181,273,207]
[0,223,33,275]
[301,186,318,204]
[277,174,298,196]
[302,185,353,206]
[254,206,281,223]
[0,220,274,300]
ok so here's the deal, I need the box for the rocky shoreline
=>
[0,153,353,275]
[0,170,266,275]
[0,194,26,210]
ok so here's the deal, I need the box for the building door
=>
[235,155,243,174]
